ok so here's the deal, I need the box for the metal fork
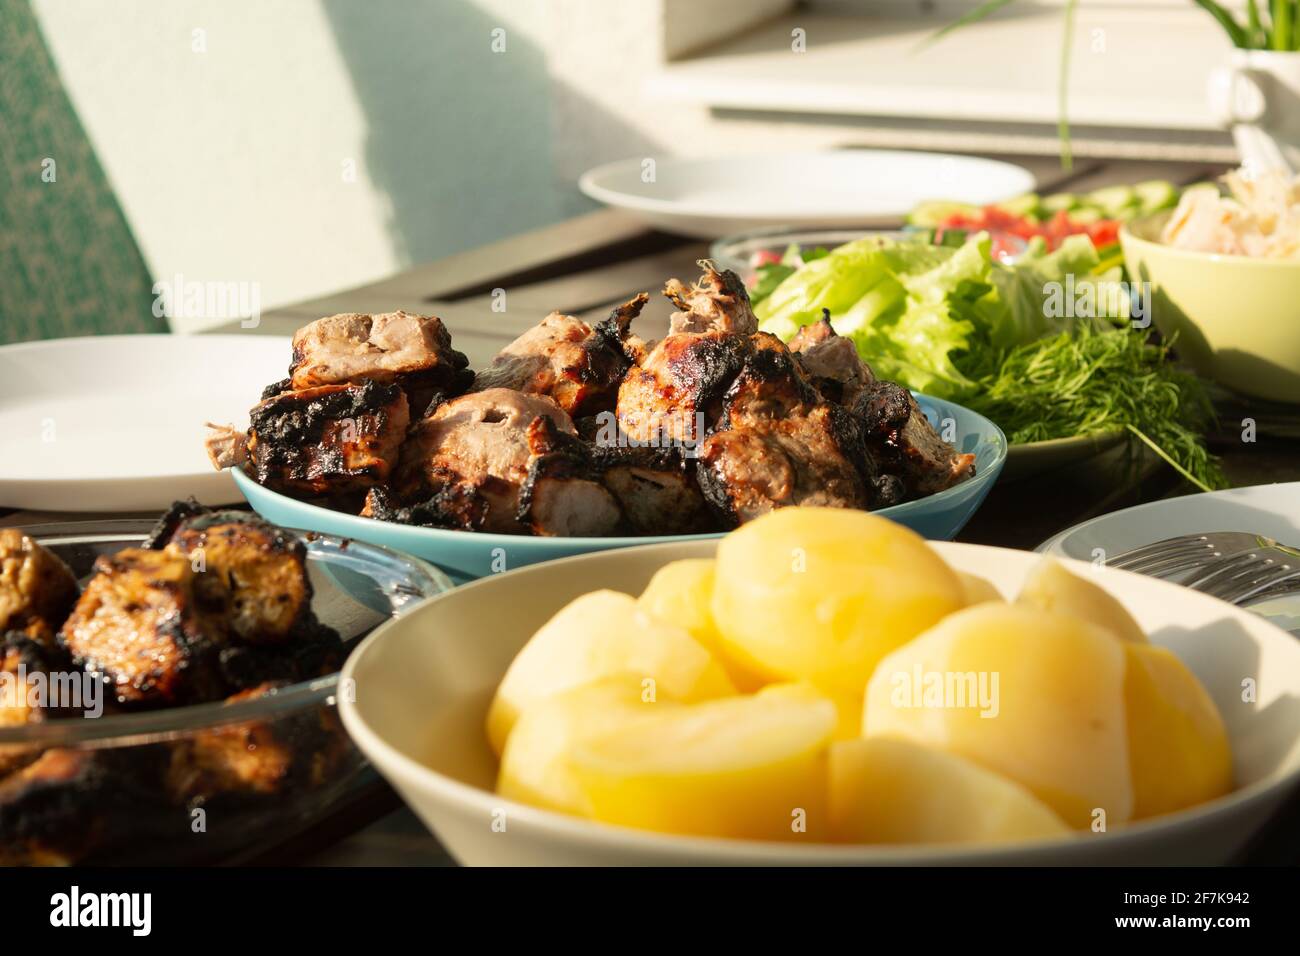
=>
[1183,542,1300,605]
[1106,532,1272,578]
[1108,532,1300,606]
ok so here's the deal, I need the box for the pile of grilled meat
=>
[208,262,975,536]
[0,504,352,865]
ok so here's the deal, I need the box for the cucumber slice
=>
[906,200,979,228]
[992,193,1041,218]
[1041,192,1080,214]
[1068,207,1104,224]
[1085,185,1136,217]
[1133,180,1179,213]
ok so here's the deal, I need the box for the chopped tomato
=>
[939,207,1120,252]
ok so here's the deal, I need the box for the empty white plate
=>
[578,150,1036,238]
[0,334,289,512]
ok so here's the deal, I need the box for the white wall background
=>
[33,0,581,330]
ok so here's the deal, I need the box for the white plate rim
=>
[1036,481,1300,558]
[0,333,289,501]
[578,149,1036,221]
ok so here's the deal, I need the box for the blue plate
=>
[232,393,1006,582]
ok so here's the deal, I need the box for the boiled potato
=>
[956,571,1002,606]
[1016,558,1146,644]
[1125,643,1232,819]
[759,682,861,741]
[712,508,965,696]
[487,590,735,755]
[636,559,765,691]
[498,676,678,816]
[829,737,1070,845]
[864,603,1132,829]
[568,691,836,841]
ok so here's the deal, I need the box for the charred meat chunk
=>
[389,388,577,534]
[697,335,870,525]
[59,549,227,707]
[0,747,168,866]
[245,380,410,496]
[0,530,79,645]
[289,310,471,413]
[664,260,759,335]
[0,636,78,778]
[615,262,768,446]
[0,749,104,865]
[165,682,348,802]
[853,381,976,498]
[597,444,712,535]
[516,418,625,537]
[163,511,311,645]
[216,618,342,691]
[516,419,713,537]
[790,314,875,406]
[616,330,752,445]
[471,294,647,418]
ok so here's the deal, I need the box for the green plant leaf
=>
[917,0,1020,48]
[1273,0,1294,49]
[1193,0,1249,47]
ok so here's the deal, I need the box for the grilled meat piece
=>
[141,498,211,550]
[664,260,758,335]
[163,511,311,645]
[616,330,752,445]
[471,294,647,418]
[216,617,342,690]
[598,445,712,535]
[289,310,471,414]
[853,381,976,498]
[0,746,169,866]
[615,263,768,445]
[0,749,103,865]
[204,423,250,470]
[60,548,227,707]
[0,636,79,778]
[697,335,870,525]
[164,681,348,802]
[516,417,714,536]
[594,292,653,365]
[516,418,625,536]
[0,530,79,646]
[389,388,577,534]
[245,380,410,496]
[790,315,875,406]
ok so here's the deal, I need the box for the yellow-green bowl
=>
[1121,211,1300,403]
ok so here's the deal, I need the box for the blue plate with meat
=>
[213,263,1007,581]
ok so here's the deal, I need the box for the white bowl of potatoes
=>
[339,508,1300,865]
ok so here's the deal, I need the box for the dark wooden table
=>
[7,151,1298,865]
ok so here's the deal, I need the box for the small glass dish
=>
[710,226,1029,279]
[0,519,450,865]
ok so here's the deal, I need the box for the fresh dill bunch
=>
[960,325,1226,492]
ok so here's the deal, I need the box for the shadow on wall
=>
[319,0,578,267]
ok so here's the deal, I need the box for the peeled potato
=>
[1016,558,1146,644]
[864,603,1132,829]
[486,590,735,755]
[759,682,861,741]
[498,676,678,816]
[1125,643,1232,819]
[568,692,837,841]
[636,559,765,691]
[711,508,965,696]
[829,737,1070,845]
[956,571,1002,606]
